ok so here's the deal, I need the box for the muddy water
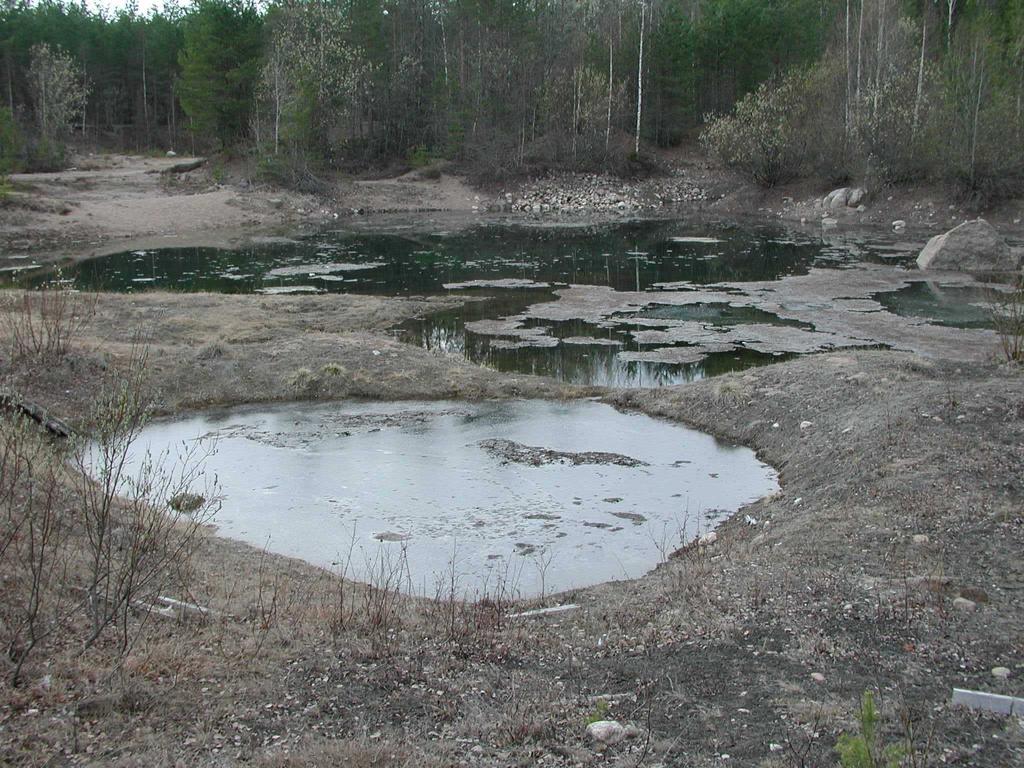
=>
[127,400,778,597]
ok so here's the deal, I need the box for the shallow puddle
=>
[873,282,998,329]
[123,400,778,597]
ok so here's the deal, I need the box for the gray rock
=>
[992,666,1011,680]
[848,187,867,206]
[892,220,906,231]
[824,187,851,209]
[917,219,1017,273]
[586,720,627,745]
[953,596,977,612]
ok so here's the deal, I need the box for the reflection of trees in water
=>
[57,218,836,294]
[399,303,794,388]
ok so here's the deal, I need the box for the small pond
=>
[36,219,839,294]
[873,282,998,329]
[20,217,925,386]
[124,399,778,597]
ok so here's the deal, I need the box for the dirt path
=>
[0,154,486,266]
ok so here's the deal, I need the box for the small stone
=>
[799,420,812,430]
[810,672,826,683]
[587,720,627,745]
[991,667,1011,680]
[912,534,929,545]
[960,587,989,603]
[892,220,906,231]
[952,597,977,612]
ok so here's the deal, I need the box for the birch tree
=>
[634,0,645,156]
[27,44,87,145]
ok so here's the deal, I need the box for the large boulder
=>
[917,219,1018,272]
[823,187,850,209]
[823,186,868,210]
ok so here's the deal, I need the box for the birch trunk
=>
[606,40,613,153]
[845,0,851,138]
[856,0,864,102]
[913,11,926,142]
[634,2,645,157]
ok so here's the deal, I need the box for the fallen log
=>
[0,395,72,437]
[161,158,206,174]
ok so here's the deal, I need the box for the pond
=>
[873,282,997,329]
[124,399,778,597]
[28,217,948,386]
[41,219,837,294]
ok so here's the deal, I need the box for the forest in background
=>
[0,0,1022,200]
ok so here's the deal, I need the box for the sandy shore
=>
[0,154,486,264]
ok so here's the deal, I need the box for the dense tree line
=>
[702,0,1024,200]
[0,0,1021,197]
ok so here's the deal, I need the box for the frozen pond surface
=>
[131,399,778,597]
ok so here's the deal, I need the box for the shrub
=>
[406,144,432,168]
[0,412,71,685]
[0,108,23,175]
[990,280,1024,363]
[939,31,1024,204]
[836,690,905,768]
[73,344,217,650]
[700,67,831,186]
[854,64,939,184]
[1,288,96,361]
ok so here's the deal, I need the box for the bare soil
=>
[1,151,1023,766]
[0,285,1022,767]
[0,154,484,264]
[4,151,1023,273]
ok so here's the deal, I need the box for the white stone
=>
[992,666,1011,680]
[799,420,812,430]
[824,187,851,209]
[848,187,868,207]
[953,597,977,612]
[587,720,627,745]
[912,534,929,545]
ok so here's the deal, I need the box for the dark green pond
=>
[35,219,840,294]
[873,282,997,329]
[22,218,928,386]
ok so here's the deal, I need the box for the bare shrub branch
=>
[1,288,96,360]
